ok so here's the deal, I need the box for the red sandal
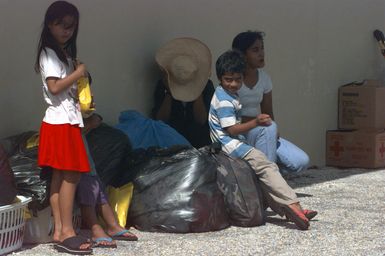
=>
[303,209,318,220]
[282,205,310,230]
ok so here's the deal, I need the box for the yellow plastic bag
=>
[105,182,134,228]
[77,77,95,116]
[26,133,39,149]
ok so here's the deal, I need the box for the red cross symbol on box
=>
[330,140,344,157]
[379,142,385,158]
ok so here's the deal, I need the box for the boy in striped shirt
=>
[208,50,317,230]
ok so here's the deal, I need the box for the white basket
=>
[0,196,31,255]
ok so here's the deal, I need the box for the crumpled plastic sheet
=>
[202,147,266,227]
[128,148,230,233]
[0,131,49,211]
[9,148,49,211]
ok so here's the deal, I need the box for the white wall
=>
[1,0,384,166]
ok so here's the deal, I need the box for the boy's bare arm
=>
[226,114,272,136]
[225,119,257,136]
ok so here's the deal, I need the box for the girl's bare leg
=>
[98,203,120,233]
[59,171,80,240]
[50,170,62,242]
[99,203,137,240]
[59,171,90,249]
[81,205,116,247]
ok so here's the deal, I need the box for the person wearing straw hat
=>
[152,37,215,148]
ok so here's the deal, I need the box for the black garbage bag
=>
[9,147,49,211]
[201,146,266,227]
[115,145,191,188]
[0,144,17,206]
[0,131,49,210]
[128,148,229,233]
[0,131,37,157]
[85,123,132,187]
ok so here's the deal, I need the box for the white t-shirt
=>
[238,69,272,117]
[39,48,83,127]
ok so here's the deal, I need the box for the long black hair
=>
[232,31,265,54]
[35,1,79,72]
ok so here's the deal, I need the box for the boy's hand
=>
[83,113,102,134]
[256,114,272,126]
[90,96,96,109]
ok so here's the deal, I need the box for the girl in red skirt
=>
[35,1,92,254]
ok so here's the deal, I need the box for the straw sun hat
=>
[155,37,212,102]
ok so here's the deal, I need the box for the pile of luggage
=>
[1,123,266,234]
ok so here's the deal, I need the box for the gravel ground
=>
[10,167,385,256]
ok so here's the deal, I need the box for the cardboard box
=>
[326,129,385,168]
[338,80,385,130]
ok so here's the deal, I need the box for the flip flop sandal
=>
[282,205,310,230]
[111,230,138,241]
[285,209,318,221]
[303,209,318,220]
[92,237,117,248]
[54,235,93,255]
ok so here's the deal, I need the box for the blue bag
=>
[115,110,191,149]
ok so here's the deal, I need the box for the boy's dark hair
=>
[215,50,246,79]
[232,31,265,54]
[35,1,79,72]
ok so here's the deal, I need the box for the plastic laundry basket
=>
[0,196,31,255]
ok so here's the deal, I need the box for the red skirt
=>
[38,122,90,172]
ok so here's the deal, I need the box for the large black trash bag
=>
[9,147,49,211]
[200,146,266,227]
[0,131,49,210]
[0,144,17,206]
[0,131,37,157]
[128,148,230,233]
[115,145,191,188]
[85,123,132,187]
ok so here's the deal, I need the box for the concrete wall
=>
[1,0,384,166]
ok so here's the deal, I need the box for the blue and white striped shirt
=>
[208,86,252,158]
